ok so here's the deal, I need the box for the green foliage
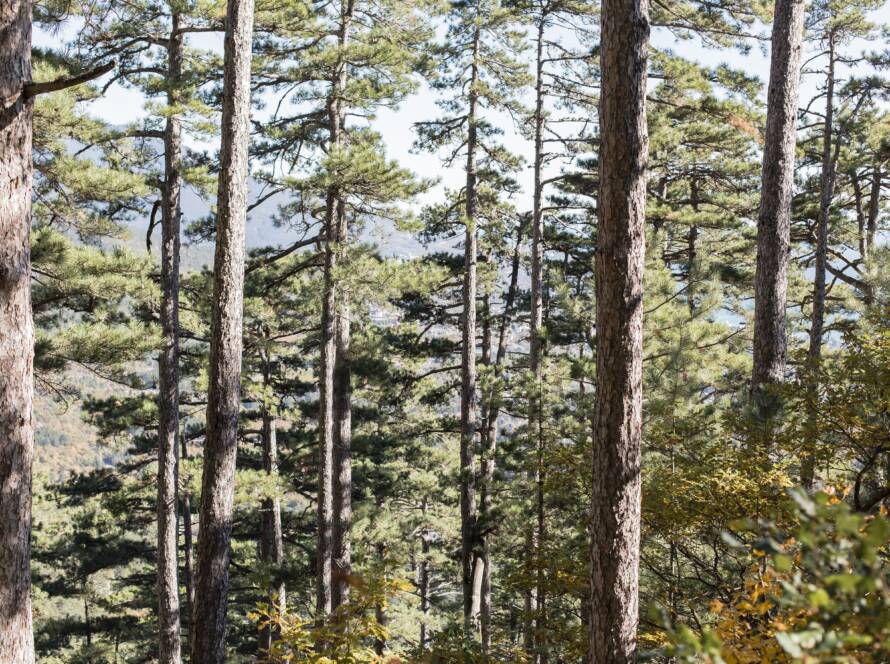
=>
[251,572,410,663]
[24,0,890,661]
[664,489,890,663]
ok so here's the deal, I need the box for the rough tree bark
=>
[191,0,254,658]
[866,164,880,262]
[181,435,195,640]
[331,0,355,612]
[318,0,355,619]
[418,498,431,652]
[589,0,649,661]
[751,0,805,410]
[0,0,36,660]
[157,16,184,664]
[461,21,483,638]
[259,400,285,652]
[526,14,547,661]
[317,182,335,619]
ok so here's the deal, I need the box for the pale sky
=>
[33,3,890,247]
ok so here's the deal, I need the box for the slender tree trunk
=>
[83,584,92,651]
[479,229,523,652]
[317,197,335,619]
[191,0,254,657]
[526,14,547,662]
[259,402,285,653]
[332,276,352,608]
[687,179,699,315]
[157,17,184,664]
[460,22,482,638]
[866,163,880,262]
[180,435,195,642]
[589,0,649,661]
[331,3,354,611]
[374,540,388,656]
[318,0,354,618]
[853,171,866,260]
[419,498,430,652]
[479,292,494,650]
[751,0,805,412]
[535,443,546,664]
[807,33,835,370]
[802,33,835,490]
[0,1,35,660]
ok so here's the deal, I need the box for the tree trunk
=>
[191,0,254,658]
[853,171,866,260]
[535,444,546,664]
[751,0,805,411]
[0,0,36,660]
[318,0,354,619]
[807,32,835,370]
[317,199,335,619]
[460,22,482,639]
[332,273,352,609]
[157,16,184,664]
[418,499,431,652]
[479,293,493,649]
[331,4,354,613]
[374,540,388,656]
[589,0,649,661]
[687,179,699,315]
[180,435,195,643]
[866,163,880,262]
[259,405,285,653]
[480,229,523,652]
[802,32,835,490]
[527,15,546,662]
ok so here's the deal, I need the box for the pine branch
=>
[23,61,116,98]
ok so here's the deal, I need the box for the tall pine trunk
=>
[802,31,835,490]
[259,401,285,652]
[157,16,184,664]
[418,498,431,652]
[181,435,195,641]
[751,0,805,412]
[191,0,254,657]
[479,230,523,652]
[589,0,649,661]
[0,0,36,660]
[331,1,354,612]
[317,189,335,618]
[461,22,482,637]
[318,0,354,618]
[526,15,546,661]
[865,164,880,263]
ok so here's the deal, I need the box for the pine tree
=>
[0,1,37,659]
[589,0,649,661]
[416,0,529,637]
[2,18,122,663]
[191,0,255,657]
[72,3,222,653]
[250,0,431,619]
[751,0,806,415]
[798,0,882,488]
